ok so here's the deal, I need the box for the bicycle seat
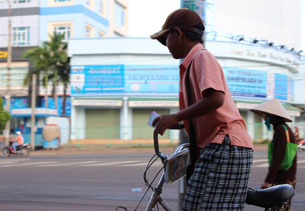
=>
[246,184,295,208]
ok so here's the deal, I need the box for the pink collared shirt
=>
[179,43,253,149]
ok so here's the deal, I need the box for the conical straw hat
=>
[250,98,292,122]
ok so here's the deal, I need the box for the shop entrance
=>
[85,109,120,139]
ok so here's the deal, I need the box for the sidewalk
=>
[29,143,268,156]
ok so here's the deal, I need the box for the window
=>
[85,0,94,10]
[14,0,30,3]
[48,0,73,7]
[54,0,71,2]
[99,0,103,13]
[85,24,94,38]
[49,21,73,41]
[54,25,71,41]
[99,0,106,16]
[114,2,125,28]
[98,30,105,37]
[13,26,30,46]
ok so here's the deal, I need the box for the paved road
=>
[0,149,305,210]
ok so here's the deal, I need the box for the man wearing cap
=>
[251,98,297,210]
[12,131,24,152]
[151,8,253,210]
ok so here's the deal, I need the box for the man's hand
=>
[261,181,272,189]
[152,114,179,135]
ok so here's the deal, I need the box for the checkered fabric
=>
[182,135,253,211]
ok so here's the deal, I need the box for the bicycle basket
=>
[164,148,190,183]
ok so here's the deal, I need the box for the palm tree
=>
[0,98,11,131]
[44,33,69,115]
[23,33,70,115]
[23,45,50,108]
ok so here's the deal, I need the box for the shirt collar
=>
[179,43,205,71]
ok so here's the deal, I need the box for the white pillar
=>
[247,111,255,141]
[71,104,76,140]
[169,107,179,140]
[71,105,85,140]
[120,97,132,140]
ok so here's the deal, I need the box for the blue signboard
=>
[124,65,179,94]
[71,65,179,95]
[10,97,28,108]
[71,65,124,95]
[223,67,267,98]
[274,73,288,100]
[41,97,71,116]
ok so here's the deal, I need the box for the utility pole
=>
[4,0,12,145]
[31,74,36,150]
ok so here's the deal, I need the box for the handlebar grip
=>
[153,130,168,161]
[153,125,184,161]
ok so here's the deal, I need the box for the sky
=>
[128,0,180,38]
[128,0,305,51]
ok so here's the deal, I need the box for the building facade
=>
[68,37,305,142]
[0,0,128,145]
[1,0,128,97]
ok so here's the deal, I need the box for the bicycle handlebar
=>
[153,123,185,161]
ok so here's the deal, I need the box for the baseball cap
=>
[150,8,205,46]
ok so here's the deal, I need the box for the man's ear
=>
[172,27,183,39]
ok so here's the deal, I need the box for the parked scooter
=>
[1,142,31,157]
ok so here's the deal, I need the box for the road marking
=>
[121,163,148,167]
[0,161,58,167]
[253,163,269,168]
[84,160,139,166]
[252,159,268,163]
[1,158,305,168]
[40,161,101,167]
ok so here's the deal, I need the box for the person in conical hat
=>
[251,98,296,210]
[251,98,292,123]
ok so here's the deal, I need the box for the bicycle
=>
[117,127,295,211]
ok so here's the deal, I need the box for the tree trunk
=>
[54,82,58,113]
[62,83,67,116]
[44,73,48,108]
[54,70,58,115]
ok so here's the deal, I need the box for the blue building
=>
[0,0,128,146]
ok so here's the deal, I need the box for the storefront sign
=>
[72,100,122,107]
[223,67,267,98]
[71,65,179,96]
[0,51,8,59]
[129,101,178,107]
[231,47,299,69]
[11,108,58,116]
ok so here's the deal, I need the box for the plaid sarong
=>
[182,135,253,211]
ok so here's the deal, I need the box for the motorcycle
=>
[1,142,31,157]
[295,126,305,151]
[246,184,295,211]
[297,138,305,151]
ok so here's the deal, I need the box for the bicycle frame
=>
[146,129,189,211]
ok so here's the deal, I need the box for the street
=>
[0,149,305,211]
